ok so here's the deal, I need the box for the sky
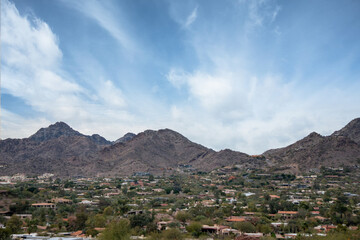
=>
[1,0,360,154]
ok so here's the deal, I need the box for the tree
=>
[99,219,130,240]
[162,228,183,240]
[6,215,23,234]
[64,180,75,188]
[85,228,99,237]
[257,224,272,234]
[75,211,88,230]
[234,221,256,233]
[129,212,153,228]
[0,228,11,240]
[9,200,30,214]
[175,211,191,224]
[186,222,202,237]
[67,211,88,231]
[32,208,46,224]
[103,206,114,216]
[25,219,38,234]
[117,197,130,214]
[86,214,106,228]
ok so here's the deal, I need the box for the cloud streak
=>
[163,0,360,153]
[61,0,136,53]
[185,7,198,28]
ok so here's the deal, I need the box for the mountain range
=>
[1,118,359,177]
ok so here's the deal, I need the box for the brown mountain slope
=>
[1,119,360,177]
[0,123,254,177]
[191,149,263,171]
[0,136,104,176]
[96,129,217,176]
[0,122,110,177]
[332,118,360,144]
[263,130,360,173]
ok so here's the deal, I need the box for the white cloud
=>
[241,0,281,33]
[98,80,126,108]
[166,68,188,88]
[0,0,133,140]
[1,109,51,139]
[186,71,234,110]
[185,7,198,28]
[164,0,360,154]
[168,3,199,29]
[61,0,136,53]
[1,0,83,116]
[165,63,360,154]
[1,0,359,156]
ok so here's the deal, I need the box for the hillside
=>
[263,119,360,173]
[1,119,360,177]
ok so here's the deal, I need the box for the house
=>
[15,214,32,220]
[31,203,56,209]
[51,198,72,204]
[270,195,280,199]
[201,224,227,234]
[235,233,263,239]
[277,211,298,219]
[157,221,172,231]
[226,216,246,222]
[221,228,240,235]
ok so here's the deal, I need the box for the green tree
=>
[117,198,130,214]
[9,200,30,213]
[68,210,88,231]
[103,206,114,216]
[85,228,99,237]
[234,221,256,233]
[99,219,130,240]
[0,228,11,240]
[186,222,202,237]
[25,218,38,234]
[175,211,191,224]
[6,215,23,234]
[75,211,88,230]
[129,212,153,228]
[86,214,106,228]
[257,224,272,234]
[162,228,183,240]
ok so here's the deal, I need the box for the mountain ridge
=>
[1,118,359,177]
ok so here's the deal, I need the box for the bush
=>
[162,228,183,240]
[99,219,130,240]
[186,222,202,237]
[234,221,256,233]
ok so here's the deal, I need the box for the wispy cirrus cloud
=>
[2,0,360,155]
[184,6,198,28]
[168,2,199,29]
[61,0,136,53]
[164,0,360,154]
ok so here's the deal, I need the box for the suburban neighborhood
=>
[0,165,359,239]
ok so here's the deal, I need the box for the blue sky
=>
[1,0,360,154]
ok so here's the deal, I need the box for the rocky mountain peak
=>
[1,118,359,177]
[90,134,111,145]
[114,132,136,144]
[29,121,82,142]
[306,132,323,138]
[332,118,360,144]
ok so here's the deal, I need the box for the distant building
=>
[31,203,56,209]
